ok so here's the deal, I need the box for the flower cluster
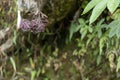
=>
[20,13,48,33]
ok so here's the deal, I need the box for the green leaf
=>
[80,26,88,40]
[107,0,120,14]
[109,26,118,38]
[81,29,87,40]
[108,20,120,38]
[90,0,107,24]
[95,19,105,38]
[88,26,93,33]
[69,19,85,40]
[116,56,120,72]
[86,35,94,46]
[31,70,36,80]
[10,57,16,72]
[97,55,102,65]
[99,36,108,55]
[13,30,17,45]
[82,0,102,15]
[116,25,120,38]
[69,23,81,40]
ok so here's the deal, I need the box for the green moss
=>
[43,0,77,27]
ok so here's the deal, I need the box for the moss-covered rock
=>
[43,0,77,27]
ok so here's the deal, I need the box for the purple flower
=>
[20,19,31,31]
[20,12,48,33]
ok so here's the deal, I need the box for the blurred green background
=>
[0,0,120,80]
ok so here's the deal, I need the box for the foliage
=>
[71,0,120,79]
[82,0,120,24]
[108,14,120,38]
[1,0,120,80]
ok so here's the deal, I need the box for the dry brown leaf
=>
[0,28,10,40]
[0,38,13,52]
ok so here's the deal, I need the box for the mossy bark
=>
[43,0,78,27]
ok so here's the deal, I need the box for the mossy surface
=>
[43,0,77,27]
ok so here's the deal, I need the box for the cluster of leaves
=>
[69,0,120,79]
[69,18,120,79]
[82,0,120,24]
[108,15,120,38]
